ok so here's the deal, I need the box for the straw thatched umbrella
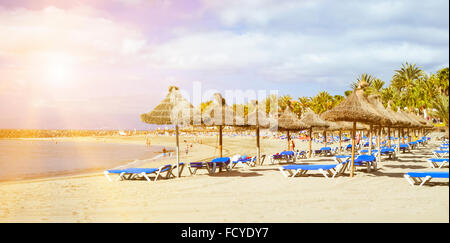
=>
[202,93,245,158]
[383,102,413,152]
[246,101,274,165]
[408,111,434,140]
[321,83,386,177]
[367,94,398,161]
[300,108,330,158]
[140,86,198,177]
[397,109,423,144]
[278,106,309,151]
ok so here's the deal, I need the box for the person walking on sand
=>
[146,134,151,148]
[291,140,295,151]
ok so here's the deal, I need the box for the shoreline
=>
[0,136,177,184]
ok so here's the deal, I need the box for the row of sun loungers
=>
[403,140,448,186]
[104,155,263,182]
[278,138,448,186]
[104,137,447,186]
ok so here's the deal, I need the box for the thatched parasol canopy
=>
[300,108,330,129]
[384,101,412,128]
[408,112,434,128]
[246,107,274,129]
[140,86,199,126]
[321,83,387,177]
[398,109,423,128]
[202,93,245,126]
[321,88,387,125]
[140,85,197,178]
[367,94,398,127]
[277,106,309,131]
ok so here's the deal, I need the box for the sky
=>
[0,0,448,130]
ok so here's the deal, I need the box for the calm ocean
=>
[0,139,165,181]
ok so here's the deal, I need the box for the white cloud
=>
[0,5,149,69]
[144,27,447,84]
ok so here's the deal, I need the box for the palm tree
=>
[200,101,213,113]
[263,94,279,115]
[390,62,426,111]
[297,96,311,116]
[435,67,449,96]
[278,95,293,112]
[309,91,335,114]
[431,95,449,126]
[333,95,345,107]
[371,78,385,94]
[391,62,425,92]
[350,73,376,90]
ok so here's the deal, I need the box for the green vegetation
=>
[201,63,448,126]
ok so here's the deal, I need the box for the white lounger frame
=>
[428,159,449,169]
[404,174,434,187]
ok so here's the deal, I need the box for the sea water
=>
[0,139,165,181]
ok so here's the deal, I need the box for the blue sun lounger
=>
[279,162,347,178]
[188,162,209,175]
[104,164,172,182]
[427,158,449,168]
[399,144,410,153]
[409,141,418,149]
[404,171,449,187]
[271,151,295,163]
[206,157,231,174]
[320,147,333,156]
[353,154,377,172]
[230,155,256,168]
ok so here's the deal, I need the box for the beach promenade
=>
[0,133,448,223]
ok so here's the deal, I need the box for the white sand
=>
[0,133,448,222]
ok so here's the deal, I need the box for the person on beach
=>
[146,134,151,148]
[291,140,295,151]
[162,147,167,156]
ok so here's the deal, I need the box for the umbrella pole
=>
[397,128,401,154]
[407,128,410,144]
[388,127,391,148]
[287,130,291,151]
[324,130,327,146]
[176,124,180,177]
[256,126,260,165]
[402,128,405,144]
[308,128,312,158]
[376,127,379,150]
[339,130,342,154]
[219,125,223,157]
[351,121,356,177]
[377,127,382,162]
[369,125,373,155]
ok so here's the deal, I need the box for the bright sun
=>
[48,63,69,82]
[44,53,72,84]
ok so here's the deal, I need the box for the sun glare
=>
[48,62,69,82]
[44,52,73,84]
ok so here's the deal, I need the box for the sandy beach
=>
[0,132,448,223]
